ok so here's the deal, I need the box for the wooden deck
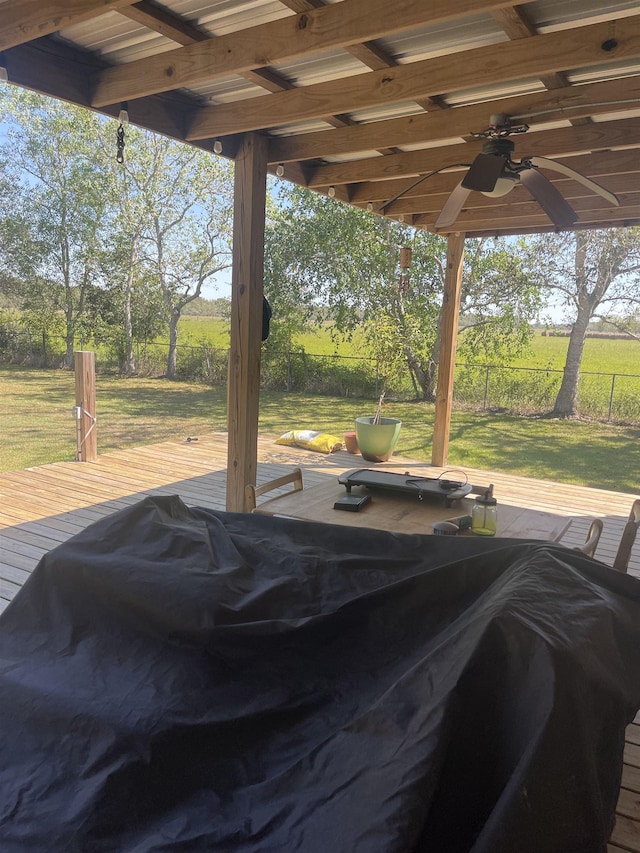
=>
[1,431,639,850]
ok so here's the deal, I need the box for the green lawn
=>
[179,317,640,376]
[509,333,640,374]
[178,315,367,356]
[2,364,639,494]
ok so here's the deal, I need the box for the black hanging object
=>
[116,123,125,164]
[262,296,272,341]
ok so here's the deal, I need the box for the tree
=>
[134,140,233,378]
[96,127,234,376]
[265,185,541,400]
[0,89,234,376]
[526,229,640,417]
[0,89,112,366]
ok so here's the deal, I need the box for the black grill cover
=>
[1,495,640,852]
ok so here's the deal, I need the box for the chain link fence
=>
[2,327,640,425]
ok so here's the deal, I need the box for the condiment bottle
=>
[471,491,497,536]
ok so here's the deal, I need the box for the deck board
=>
[1,430,639,849]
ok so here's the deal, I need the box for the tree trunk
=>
[124,238,140,376]
[123,249,137,375]
[406,347,437,401]
[65,334,75,368]
[166,312,179,378]
[552,234,591,418]
[551,311,591,417]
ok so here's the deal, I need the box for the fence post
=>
[74,350,97,462]
[287,350,292,391]
[483,365,490,410]
[608,374,617,422]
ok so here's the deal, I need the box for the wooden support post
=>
[226,132,268,512]
[74,350,97,462]
[431,232,465,467]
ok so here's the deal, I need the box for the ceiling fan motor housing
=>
[482,138,515,157]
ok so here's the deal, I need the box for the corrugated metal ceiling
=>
[6,0,638,236]
[57,0,640,133]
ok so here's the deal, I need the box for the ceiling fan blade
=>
[435,183,472,229]
[520,168,578,228]
[461,153,506,192]
[528,156,620,206]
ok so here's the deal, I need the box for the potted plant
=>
[354,249,413,462]
[355,391,402,463]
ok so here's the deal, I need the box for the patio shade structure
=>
[3,0,640,509]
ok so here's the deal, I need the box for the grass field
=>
[178,316,367,356]
[508,334,640,374]
[178,316,640,376]
[2,364,639,494]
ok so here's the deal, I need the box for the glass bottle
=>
[471,491,498,536]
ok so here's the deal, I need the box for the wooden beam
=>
[278,0,325,11]
[5,38,198,142]
[115,1,400,155]
[342,26,447,113]
[267,76,640,164]
[432,233,465,467]
[307,116,640,187]
[490,5,536,39]
[92,0,502,106]
[186,16,640,139]
[118,2,302,95]
[491,3,593,126]
[0,0,137,52]
[114,1,436,156]
[226,133,268,513]
[119,1,208,45]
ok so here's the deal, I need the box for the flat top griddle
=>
[338,468,472,505]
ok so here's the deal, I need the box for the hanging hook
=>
[116,102,128,164]
[116,123,125,164]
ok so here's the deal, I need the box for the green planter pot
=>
[355,416,402,463]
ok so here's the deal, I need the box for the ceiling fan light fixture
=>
[481,174,519,198]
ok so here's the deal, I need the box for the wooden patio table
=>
[254,471,572,542]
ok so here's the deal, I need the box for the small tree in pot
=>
[355,315,406,462]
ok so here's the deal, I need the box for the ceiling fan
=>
[434,113,619,229]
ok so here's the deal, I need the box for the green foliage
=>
[0,89,235,377]
[0,310,23,359]
[0,89,116,365]
[521,229,640,416]
[260,349,378,398]
[458,237,541,363]
[183,297,231,318]
[174,341,228,383]
[264,187,542,400]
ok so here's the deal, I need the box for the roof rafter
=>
[308,116,640,187]
[185,16,640,139]
[267,76,640,164]
[93,0,514,106]
[0,0,138,52]
[491,3,592,127]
